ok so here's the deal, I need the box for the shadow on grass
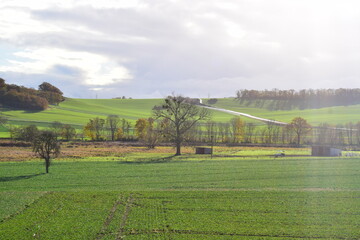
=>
[0,173,45,182]
[119,155,177,164]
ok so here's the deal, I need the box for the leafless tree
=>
[106,115,120,141]
[153,95,211,155]
[32,131,60,173]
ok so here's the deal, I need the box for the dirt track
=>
[202,105,288,125]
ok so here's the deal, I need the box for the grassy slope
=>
[2,97,359,136]
[210,98,360,125]
[1,98,237,131]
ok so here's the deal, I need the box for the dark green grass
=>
[1,157,360,191]
[2,157,360,239]
[0,192,121,240]
[125,191,360,239]
[1,191,360,239]
[0,192,45,220]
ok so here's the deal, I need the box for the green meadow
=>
[210,98,360,125]
[2,98,360,238]
[2,97,360,138]
[1,153,360,239]
[0,98,240,137]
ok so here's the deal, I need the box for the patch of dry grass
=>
[0,142,196,162]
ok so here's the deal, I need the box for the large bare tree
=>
[153,95,211,155]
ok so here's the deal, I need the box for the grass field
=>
[0,98,242,126]
[1,145,360,239]
[0,98,242,137]
[210,98,360,125]
[2,97,360,138]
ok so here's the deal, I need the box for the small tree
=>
[83,117,105,140]
[135,118,148,139]
[50,121,63,138]
[32,131,60,173]
[61,124,76,141]
[230,117,245,143]
[11,125,39,142]
[106,115,120,141]
[135,118,161,148]
[289,117,312,145]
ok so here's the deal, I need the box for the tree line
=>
[7,95,360,158]
[0,78,64,110]
[236,88,360,110]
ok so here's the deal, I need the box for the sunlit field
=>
[1,145,360,239]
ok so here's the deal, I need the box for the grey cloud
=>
[3,0,360,98]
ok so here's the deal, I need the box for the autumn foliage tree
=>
[135,118,161,148]
[84,117,105,140]
[0,79,64,110]
[135,118,148,139]
[38,82,65,105]
[230,117,245,143]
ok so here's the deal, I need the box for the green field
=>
[1,153,360,239]
[0,98,241,137]
[2,97,360,138]
[210,98,360,125]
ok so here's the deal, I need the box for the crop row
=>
[1,191,360,239]
[123,191,360,239]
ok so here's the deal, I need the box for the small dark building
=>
[311,146,342,156]
[195,147,212,154]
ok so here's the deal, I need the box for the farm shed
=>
[195,147,212,154]
[311,146,342,156]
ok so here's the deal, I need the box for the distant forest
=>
[236,88,360,110]
[0,78,64,110]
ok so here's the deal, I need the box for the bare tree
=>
[244,122,256,143]
[106,115,120,141]
[61,124,76,141]
[32,131,60,173]
[289,117,312,145]
[50,121,63,138]
[153,95,211,155]
[344,122,354,145]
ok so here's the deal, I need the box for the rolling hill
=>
[1,97,360,138]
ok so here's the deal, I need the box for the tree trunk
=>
[45,158,50,173]
[297,134,301,146]
[175,142,181,156]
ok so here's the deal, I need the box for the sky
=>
[1,0,360,99]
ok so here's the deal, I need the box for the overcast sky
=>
[1,0,360,99]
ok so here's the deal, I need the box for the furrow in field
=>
[96,194,124,240]
[117,194,135,240]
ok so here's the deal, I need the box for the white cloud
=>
[2,0,360,98]
[0,48,132,85]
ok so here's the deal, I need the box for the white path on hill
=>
[202,105,288,125]
[202,105,356,131]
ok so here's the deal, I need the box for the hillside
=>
[207,98,360,125]
[0,98,239,137]
[2,97,360,138]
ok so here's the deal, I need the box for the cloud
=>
[1,0,360,99]
[0,48,132,86]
